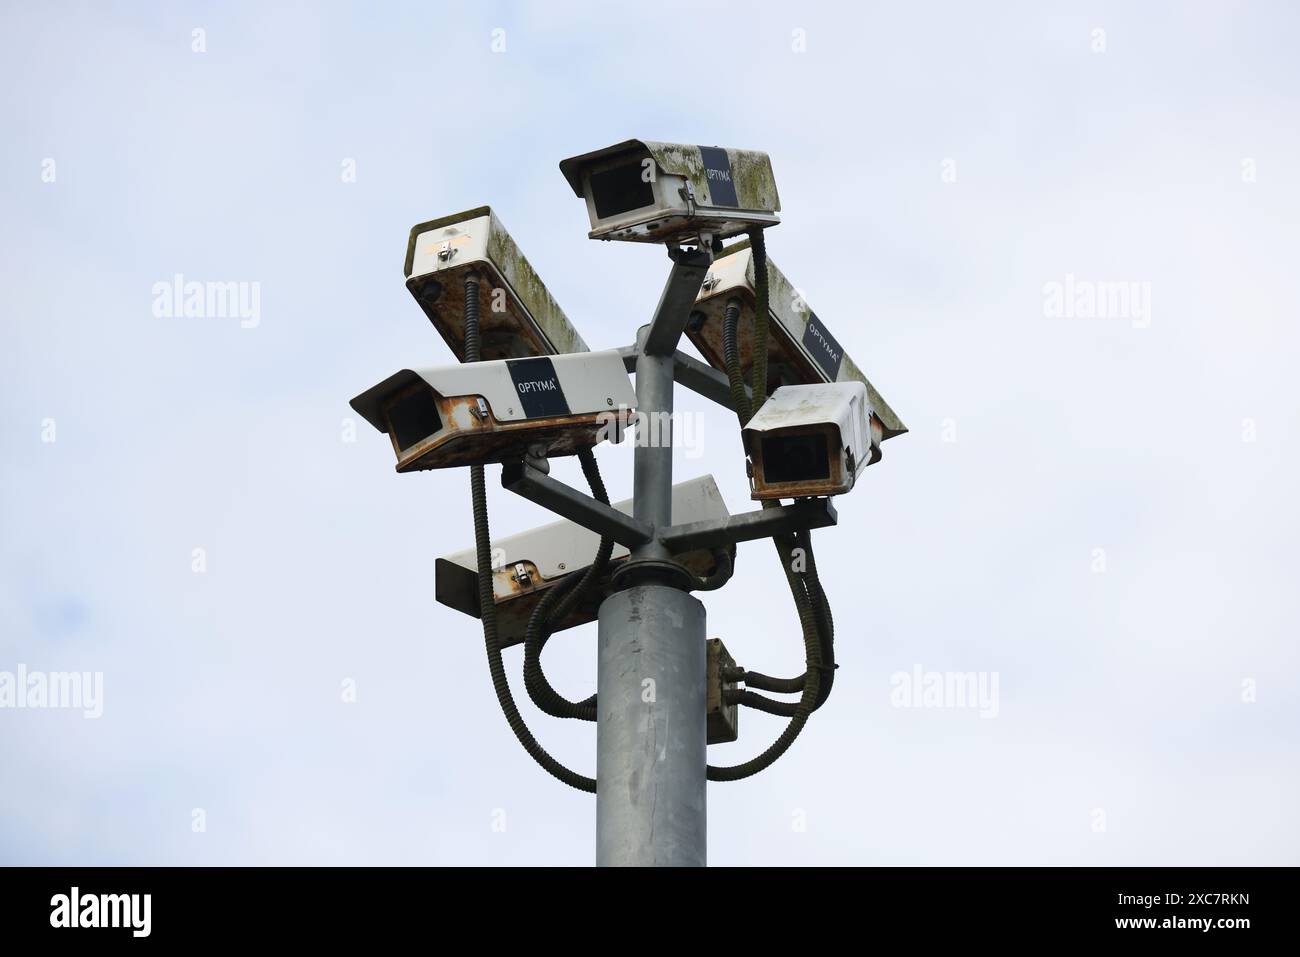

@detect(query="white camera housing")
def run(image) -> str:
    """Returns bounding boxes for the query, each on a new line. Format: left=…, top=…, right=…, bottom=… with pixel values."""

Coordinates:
left=742, top=382, right=881, bottom=500
left=690, top=240, right=906, bottom=442
left=405, top=206, right=588, bottom=360
left=559, top=140, right=780, bottom=245
left=436, top=475, right=733, bottom=645
left=350, top=351, right=636, bottom=472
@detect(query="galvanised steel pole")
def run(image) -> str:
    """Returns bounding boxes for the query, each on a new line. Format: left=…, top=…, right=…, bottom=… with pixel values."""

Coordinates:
left=595, top=250, right=711, bottom=867
left=595, top=585, right=706, bottom=866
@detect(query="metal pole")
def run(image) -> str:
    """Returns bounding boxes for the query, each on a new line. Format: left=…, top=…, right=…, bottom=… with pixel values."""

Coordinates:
left=596, top=249, right=711, bottom=866
left=596, top=586, right=706, bottom=866
left=629, top=350, right=675, bottom=563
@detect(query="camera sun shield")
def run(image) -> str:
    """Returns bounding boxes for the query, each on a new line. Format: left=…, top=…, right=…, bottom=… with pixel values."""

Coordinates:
left=741, top=382, right=881, bottom=500
left=559, top=140, right=781, bottom=245
left=350, top=350, right=635, bottom=472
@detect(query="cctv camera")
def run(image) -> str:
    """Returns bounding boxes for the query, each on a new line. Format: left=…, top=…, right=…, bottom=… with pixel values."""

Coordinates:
left=350, top=351, right=636, bottom=472
left=436, top=475, right=733, bottom=646
left=741, top=382, right=881, bottom=500
left=688, top=240, right=907, bottom=442
left=405, top=206, right=589, bottom=361
left=559, top=140, right=780, bottom=245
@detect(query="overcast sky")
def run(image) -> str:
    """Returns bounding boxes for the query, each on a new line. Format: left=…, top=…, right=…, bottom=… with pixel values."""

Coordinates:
left=2, top=0, right=1297, bottom=865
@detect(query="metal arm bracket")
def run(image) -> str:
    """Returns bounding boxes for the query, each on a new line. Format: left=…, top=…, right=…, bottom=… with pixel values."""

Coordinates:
left=658, top=497, right=838, bottom=553
left=620, top=335, right=750, bottom=413
left=641, top=249, right=713, bottom=357
left=501, top=460, right=653, bottom=549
